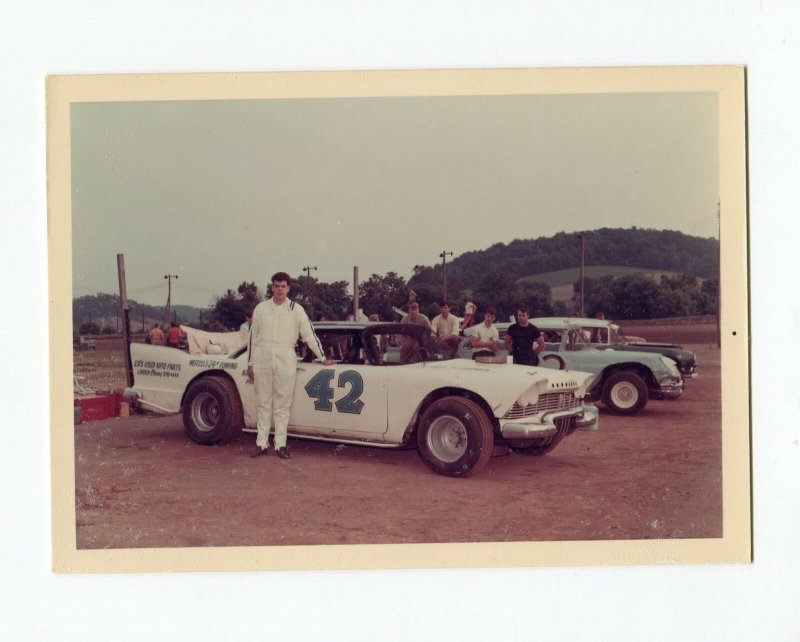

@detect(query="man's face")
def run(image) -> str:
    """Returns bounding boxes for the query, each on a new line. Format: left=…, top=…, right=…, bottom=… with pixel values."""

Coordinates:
left=408, top=305, right=419, bottom=319
left=271, top=280, right=290, bottom=302
left=516, top=310, right=529, bottom=325
left=440, top=305, right=449, bottom=318
left=483, top=311, right=495, bottom=326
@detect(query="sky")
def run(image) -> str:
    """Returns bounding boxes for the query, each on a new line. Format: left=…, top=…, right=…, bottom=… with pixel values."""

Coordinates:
left=71, top=91, right=719, bottom=308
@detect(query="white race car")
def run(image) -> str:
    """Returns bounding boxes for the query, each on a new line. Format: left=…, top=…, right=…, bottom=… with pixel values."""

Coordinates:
left=124, top=322, right=599, bottom=477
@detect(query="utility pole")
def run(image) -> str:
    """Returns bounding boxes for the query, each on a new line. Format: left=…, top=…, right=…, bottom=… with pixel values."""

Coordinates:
left=439, top=250, right=453, bottom=302
left=164, top=273, right=178, bottom=327
left=303, top=265, right=318, bottom=319
left=353, top=266, right=359, bottom=320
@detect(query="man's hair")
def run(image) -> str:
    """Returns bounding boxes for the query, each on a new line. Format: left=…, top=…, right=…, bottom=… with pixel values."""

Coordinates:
left=439, top=300, right=449, bottom=307
left=485, top=307, right=496, bottom=316
left=516, top=306, right=529, bottom=314
left=408, top=302, right=420, bottom=310
left=270, top=271, right=291, bottom=285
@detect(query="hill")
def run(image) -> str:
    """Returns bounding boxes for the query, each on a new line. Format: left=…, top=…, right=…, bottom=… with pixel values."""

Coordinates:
left=409, top=227, right=719, bottom=292
left=73, top=293, right=203, bottom=332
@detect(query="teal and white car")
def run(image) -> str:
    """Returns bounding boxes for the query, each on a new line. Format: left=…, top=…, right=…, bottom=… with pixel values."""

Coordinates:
left=124, top=322, right=599, bottom=477
left=461, top=317, right=684, bottom=415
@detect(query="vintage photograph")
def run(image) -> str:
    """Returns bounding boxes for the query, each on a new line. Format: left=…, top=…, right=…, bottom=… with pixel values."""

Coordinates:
left=48, top=67, right=749, bottom=572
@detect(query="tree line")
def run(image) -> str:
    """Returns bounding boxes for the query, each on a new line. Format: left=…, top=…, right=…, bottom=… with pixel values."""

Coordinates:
left=74, top=227, right=720, bottom=333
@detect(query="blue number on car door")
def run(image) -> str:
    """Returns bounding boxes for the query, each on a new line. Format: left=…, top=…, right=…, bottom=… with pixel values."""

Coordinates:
left=304, top=369, right=365, bottom=415
left=304, top=370, right=336, bottom=411
left=335, top=370, right=365, bottom=414
left=293, top=365, right=387, bottom=437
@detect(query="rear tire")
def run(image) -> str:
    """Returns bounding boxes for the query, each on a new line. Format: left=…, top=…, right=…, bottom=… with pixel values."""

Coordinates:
left=601, top=371, right=648, bottom=415
left=417, top=397, right=494, bottom=477
left=182, top=376, right=244, bottom=444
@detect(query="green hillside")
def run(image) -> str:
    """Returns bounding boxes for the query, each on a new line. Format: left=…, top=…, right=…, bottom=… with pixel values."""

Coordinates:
left=73, top=293, right=203, bottom=332
left=409, top=227, right=719, bottom=292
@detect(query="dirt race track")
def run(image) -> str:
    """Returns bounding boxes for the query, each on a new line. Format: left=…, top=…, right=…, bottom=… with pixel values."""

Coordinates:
left=75, top=337, right=721, bottom=549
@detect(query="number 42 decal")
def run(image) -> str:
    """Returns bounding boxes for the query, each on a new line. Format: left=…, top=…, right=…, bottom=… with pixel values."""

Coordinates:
left=304, top=369, right=365, bottom=414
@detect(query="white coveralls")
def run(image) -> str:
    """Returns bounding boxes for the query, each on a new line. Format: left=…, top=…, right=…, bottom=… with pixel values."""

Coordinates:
left=247, top=298, right=325, bottom=450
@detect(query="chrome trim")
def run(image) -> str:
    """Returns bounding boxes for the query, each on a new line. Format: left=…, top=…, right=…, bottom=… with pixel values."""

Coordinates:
left=502, top=391, right=580, bottom=420
left=500, top=407, right=594, bottom=440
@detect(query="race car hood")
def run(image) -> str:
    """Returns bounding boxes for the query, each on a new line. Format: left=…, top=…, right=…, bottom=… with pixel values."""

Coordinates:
left=420, top=358, right=596, bottom=419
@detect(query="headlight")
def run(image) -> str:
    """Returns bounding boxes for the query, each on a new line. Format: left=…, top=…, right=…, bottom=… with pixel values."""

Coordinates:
left=659, top=354, right=680, bottom=375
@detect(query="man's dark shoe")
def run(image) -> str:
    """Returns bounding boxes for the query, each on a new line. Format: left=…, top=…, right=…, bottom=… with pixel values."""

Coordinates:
left=277, top=447, right=291, bottom=460
left=250, top=446, right=269, bottom=458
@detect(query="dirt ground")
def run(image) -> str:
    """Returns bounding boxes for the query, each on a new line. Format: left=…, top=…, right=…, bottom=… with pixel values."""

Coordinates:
left=74, top=326, right=721, bottom=549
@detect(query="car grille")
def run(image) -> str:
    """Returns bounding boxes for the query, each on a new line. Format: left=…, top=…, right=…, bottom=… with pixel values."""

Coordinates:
left=503, top=392, right=580, bottom=419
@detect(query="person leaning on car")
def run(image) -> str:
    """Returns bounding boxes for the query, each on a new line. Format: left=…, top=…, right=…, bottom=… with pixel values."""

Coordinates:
left=470, top=307, right=499, bottom=358
left=504, top=306, right=544, bottom=365
left=400, top=301, right=431, bottom=363
left=246, top=271, right=334, bottom=460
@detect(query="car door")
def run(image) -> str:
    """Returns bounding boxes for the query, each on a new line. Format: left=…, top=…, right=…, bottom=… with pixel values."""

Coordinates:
left=289, top=361, right=389, bottom=440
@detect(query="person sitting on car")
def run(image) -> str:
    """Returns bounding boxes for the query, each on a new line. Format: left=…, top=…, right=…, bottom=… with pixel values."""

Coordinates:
left=431, top=301, right=461, bottom=356
left=470, top=307, right=500, bottom=359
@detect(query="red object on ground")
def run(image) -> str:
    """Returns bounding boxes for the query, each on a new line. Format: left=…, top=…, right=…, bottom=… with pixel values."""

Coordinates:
left=74, top=391, right=122, bottom=422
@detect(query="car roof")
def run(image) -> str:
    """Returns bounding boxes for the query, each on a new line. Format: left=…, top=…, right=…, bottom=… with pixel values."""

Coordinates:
left=312, top=321, right=376, bottom=331
left=531, top=317, right=619, bottom=330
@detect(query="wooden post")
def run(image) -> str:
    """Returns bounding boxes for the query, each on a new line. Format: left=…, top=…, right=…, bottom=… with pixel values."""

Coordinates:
left=117, top=254, right=134, bottom=387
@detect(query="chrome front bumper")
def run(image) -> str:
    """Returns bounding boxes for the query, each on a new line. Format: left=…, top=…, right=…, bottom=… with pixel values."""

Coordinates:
left=659, top=378, right=684, bottom=400
left=499, top=404, right=599, bottom=439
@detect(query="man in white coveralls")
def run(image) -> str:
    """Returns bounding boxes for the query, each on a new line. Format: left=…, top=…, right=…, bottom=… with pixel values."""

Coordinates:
left=247, top=272, right=334, bottom=459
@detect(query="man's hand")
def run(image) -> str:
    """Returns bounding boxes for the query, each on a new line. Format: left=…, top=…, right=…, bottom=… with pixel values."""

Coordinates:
left=247, top=365, right=254, bottom=381
left=320, top=359, right=336, bottom=366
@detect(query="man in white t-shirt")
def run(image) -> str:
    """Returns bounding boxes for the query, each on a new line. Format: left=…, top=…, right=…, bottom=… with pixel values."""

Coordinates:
left=431, top=301, right=460, bottom=355
left=470, top=307, right=500, bottom=358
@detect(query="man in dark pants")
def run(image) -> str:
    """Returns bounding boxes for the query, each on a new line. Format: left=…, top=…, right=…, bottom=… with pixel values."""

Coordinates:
left=504, top=306, right=544, bottom=365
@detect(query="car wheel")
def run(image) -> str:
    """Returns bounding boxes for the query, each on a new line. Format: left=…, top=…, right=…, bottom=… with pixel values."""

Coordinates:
left=601, top=371, right=648, bottom=415
left=417, top=397, right=494, bottom=477
left=182, top=376, right=244, bottom=444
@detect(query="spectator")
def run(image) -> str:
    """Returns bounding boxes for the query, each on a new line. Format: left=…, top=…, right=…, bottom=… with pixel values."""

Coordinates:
left=240, top=310, right=253, bottom=332
left=400, top=302, right=431, bottom=363
left=591, top=311, right=608, bottom=343
left=470, top=307, right=499, bottom=358
left=166, top=321, right=181, bottom=348
left=504, top=306, right=544, bottom=365
left=431, top=301, right=460, bottom=355
left=400, top=301, right=431, bottom=329
left=460, top=297, right=476, bottom=332
left=148, top=322, right=164, bottom=346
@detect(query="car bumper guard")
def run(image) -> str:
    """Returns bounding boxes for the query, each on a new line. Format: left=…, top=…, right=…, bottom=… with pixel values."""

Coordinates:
left=500, top=404, right=599, bottom=439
